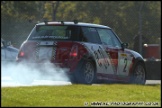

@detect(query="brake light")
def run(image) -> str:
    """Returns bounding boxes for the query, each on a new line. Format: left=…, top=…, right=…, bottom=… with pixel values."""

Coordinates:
left=70, top=52, right=77, bottom=57
left=70, top=45, right=78, bottom=58
left=19, top=51, right=25, bottom=57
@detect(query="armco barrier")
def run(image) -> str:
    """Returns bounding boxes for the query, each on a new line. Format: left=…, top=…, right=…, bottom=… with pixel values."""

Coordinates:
left=145, top=59, right=161, bottom=80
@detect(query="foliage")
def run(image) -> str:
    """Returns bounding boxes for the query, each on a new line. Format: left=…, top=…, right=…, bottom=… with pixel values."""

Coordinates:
left=1, top=1, right=161, bottom=49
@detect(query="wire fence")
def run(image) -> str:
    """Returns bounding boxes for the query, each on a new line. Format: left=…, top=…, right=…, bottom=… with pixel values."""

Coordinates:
left=1, top=1, right=161, bottom=58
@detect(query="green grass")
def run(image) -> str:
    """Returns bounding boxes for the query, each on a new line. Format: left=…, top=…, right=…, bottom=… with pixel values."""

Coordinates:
left=1, top=84, right=161, bottom=107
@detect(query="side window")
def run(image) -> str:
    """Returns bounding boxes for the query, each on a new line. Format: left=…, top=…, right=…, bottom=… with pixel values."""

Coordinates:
left=81, top=27, right=101, bottom=44
left=66, top=26, right=80, bottom=41
left=97, top=28, right=121, bottom=48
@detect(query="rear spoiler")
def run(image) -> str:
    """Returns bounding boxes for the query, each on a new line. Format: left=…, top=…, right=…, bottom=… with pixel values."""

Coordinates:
left=43, top=20, right=79, bottom=25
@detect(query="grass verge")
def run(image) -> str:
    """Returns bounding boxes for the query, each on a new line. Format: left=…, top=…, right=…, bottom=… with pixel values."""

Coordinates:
left=1, top=84, right=161, bottom=107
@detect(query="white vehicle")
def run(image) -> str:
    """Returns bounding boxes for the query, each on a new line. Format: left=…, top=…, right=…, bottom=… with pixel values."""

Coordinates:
left=17, top=21, right=146, bottom=84
left=1, top=38, right=19, bottom=62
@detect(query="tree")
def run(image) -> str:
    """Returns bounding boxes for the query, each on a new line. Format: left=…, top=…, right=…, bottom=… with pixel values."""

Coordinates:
left=1, top=1, right=161, bottom=49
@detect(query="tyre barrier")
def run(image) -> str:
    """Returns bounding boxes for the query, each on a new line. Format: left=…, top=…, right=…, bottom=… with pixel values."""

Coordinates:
left=145, top=59, right=161, bottom=80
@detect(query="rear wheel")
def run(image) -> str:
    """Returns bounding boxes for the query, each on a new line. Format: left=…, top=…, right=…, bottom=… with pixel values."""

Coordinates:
left=75, top=60, right=96, bottom=84
left=130, top=63, right=146, bottom=84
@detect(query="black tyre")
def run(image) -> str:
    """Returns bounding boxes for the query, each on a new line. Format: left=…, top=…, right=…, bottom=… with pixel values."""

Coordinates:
left=75, top=60, right=96, bottom=84
left=130, top=62, right=146, bottom=84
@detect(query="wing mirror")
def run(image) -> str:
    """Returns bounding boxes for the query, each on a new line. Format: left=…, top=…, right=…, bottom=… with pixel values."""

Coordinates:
left=2, top=40, right=11, bottom=47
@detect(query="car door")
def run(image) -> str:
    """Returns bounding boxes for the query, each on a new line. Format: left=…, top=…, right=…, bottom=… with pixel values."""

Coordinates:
left=97, top=28, right=133, bottom=80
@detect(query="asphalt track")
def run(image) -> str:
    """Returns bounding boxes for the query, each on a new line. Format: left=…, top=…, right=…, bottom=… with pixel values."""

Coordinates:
left=1, top=76, right=161, bottom=87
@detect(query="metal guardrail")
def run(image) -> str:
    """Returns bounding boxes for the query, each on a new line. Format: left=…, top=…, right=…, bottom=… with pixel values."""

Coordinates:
left=144, top=59, right=161, bottom=61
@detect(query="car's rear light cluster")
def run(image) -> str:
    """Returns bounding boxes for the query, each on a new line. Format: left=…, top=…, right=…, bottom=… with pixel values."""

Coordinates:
left=70, top=45, right=78, bottom=59
left=16, top=51, right=26, bottom=62
left=19, top=51, right=25, bottom=57
left=18, top=50, right=26, bottom=58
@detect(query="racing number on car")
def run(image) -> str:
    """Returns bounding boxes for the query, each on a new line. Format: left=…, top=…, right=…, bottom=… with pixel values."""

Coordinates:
left=91, top=46, right=101, bottom=67
left=91, top=46, right=109, bottom=69
left=118, top=53, right=133, bottom=76
left=95, top=50, right=101, bottom=67
left=123, top=58, right=127, bottom=72
left=98, top=46, right=110, bottom=69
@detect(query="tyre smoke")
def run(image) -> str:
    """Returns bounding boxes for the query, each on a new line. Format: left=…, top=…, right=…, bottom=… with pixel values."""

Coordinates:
left=1, top=61, right=70, bottom=86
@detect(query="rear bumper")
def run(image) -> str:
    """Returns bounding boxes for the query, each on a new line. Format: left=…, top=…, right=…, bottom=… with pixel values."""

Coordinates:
left=16, top=60, right=72, bottom=73
left=16, top=58, right=82, bottom=82
left=16, top=58, right=80, bottom=73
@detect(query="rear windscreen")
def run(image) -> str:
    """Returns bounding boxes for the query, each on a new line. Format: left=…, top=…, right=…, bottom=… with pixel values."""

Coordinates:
left=28, top=25, right=79, bottom=40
